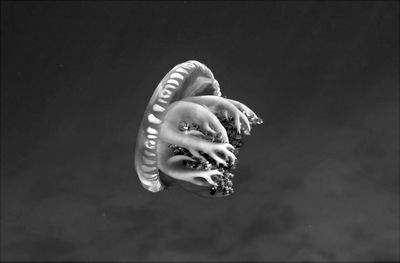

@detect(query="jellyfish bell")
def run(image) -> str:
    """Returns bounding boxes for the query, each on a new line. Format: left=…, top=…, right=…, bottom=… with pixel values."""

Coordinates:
left=134, top=60, right=262, bottom=197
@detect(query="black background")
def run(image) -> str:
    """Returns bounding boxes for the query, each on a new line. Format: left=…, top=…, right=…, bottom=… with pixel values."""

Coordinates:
left=1, top=1, right=399, bottom=261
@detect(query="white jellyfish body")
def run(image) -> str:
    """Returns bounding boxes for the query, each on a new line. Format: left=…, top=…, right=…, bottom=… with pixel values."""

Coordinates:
left=134, top=60, right=262, bottom=197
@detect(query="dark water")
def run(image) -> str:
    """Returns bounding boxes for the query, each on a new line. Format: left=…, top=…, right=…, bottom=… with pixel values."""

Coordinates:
left=1, top=1, right=398, bottom=261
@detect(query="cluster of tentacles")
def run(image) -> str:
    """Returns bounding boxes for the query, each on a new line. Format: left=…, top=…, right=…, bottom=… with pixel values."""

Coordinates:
left=158, top=97, right=262, bottom=197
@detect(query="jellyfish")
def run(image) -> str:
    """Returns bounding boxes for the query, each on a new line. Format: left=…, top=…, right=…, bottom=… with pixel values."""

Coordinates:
left=134, top=60, right=262, bottom=197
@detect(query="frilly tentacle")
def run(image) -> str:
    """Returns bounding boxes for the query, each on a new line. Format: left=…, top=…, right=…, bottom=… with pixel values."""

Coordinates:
left=183, top=95, right=252, bottom=134
left=157, top=142, right=223, bottom=187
